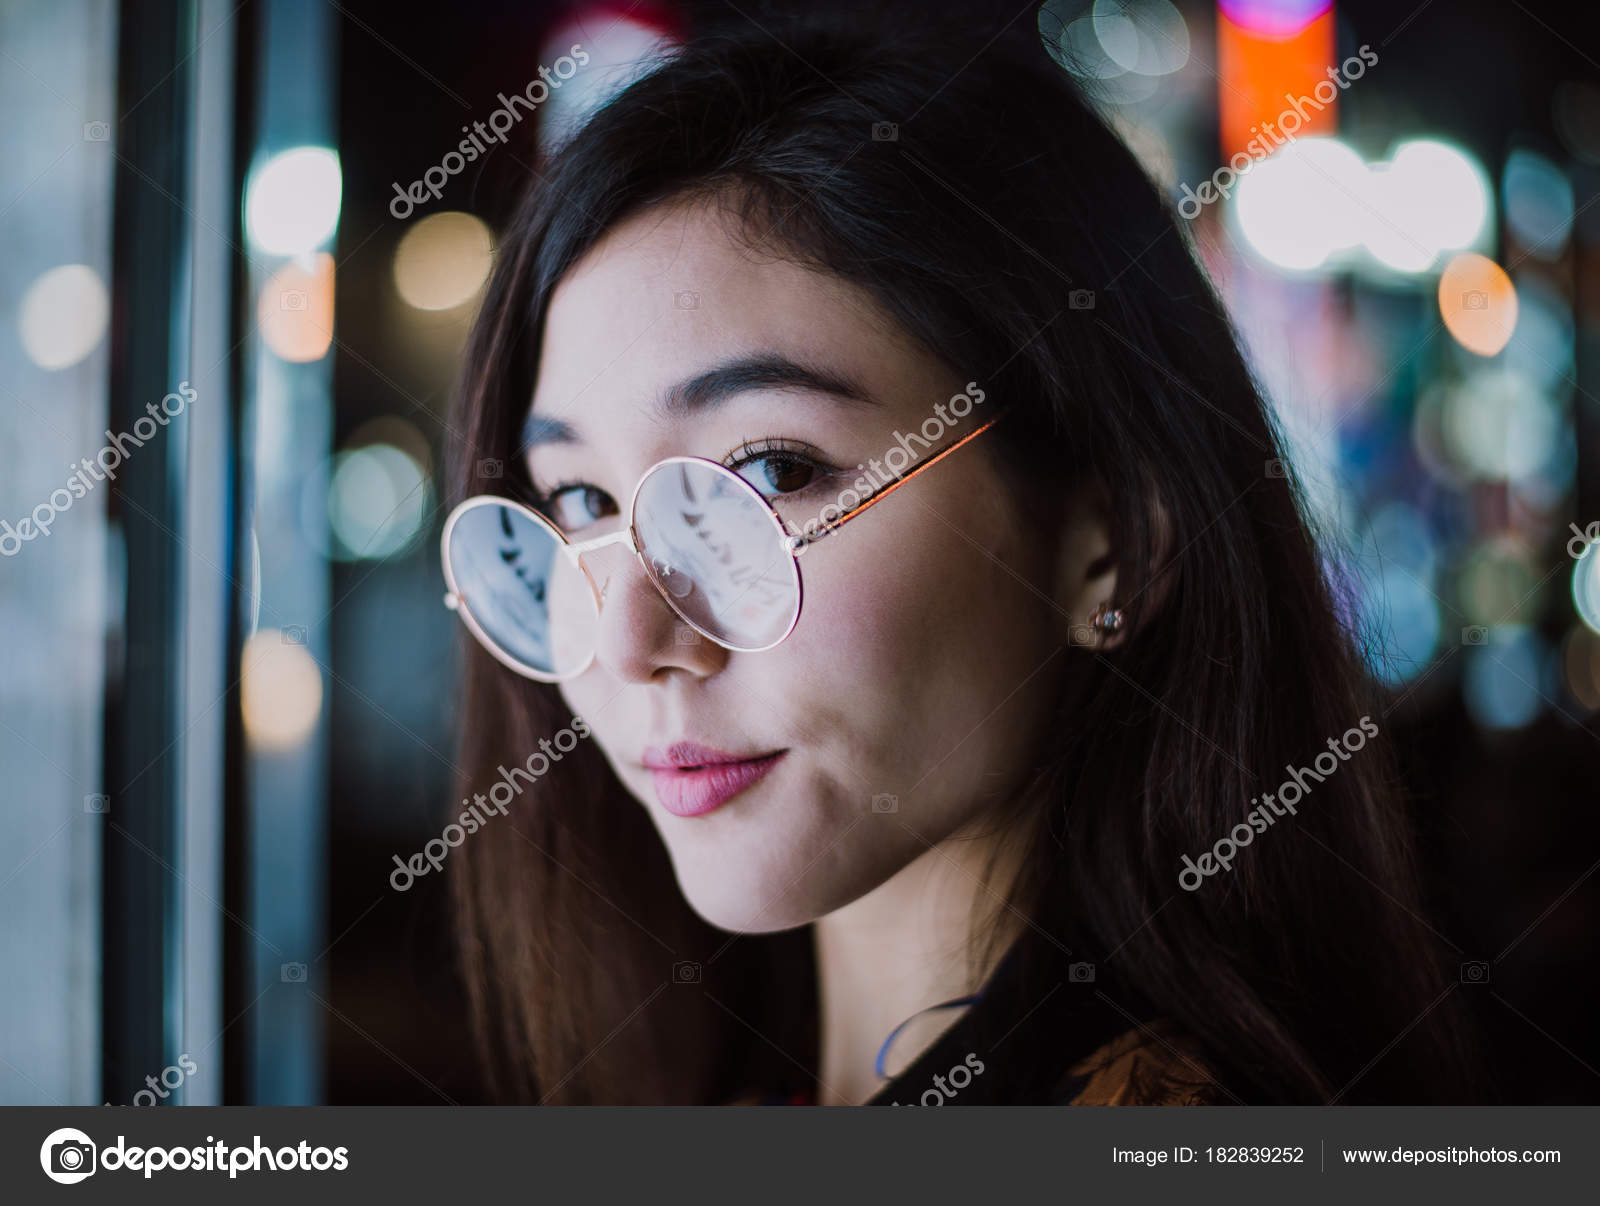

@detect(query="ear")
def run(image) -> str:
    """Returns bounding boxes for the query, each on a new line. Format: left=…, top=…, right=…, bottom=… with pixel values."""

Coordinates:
left=1054, top=482, right=1125, bottom=651
left=1053, top=483, right=1173, bottom=652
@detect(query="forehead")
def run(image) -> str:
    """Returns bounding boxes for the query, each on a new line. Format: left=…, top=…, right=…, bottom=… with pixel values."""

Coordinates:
left=528, top=197, right=936, bottom=428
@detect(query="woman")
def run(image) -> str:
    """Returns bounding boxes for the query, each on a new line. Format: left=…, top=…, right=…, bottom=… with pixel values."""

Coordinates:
left=440, top=15, right=1477, bottom=1105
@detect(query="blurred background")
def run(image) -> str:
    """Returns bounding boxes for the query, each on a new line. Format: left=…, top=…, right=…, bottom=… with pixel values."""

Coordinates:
left=1, top=0, right=1596, bottom=1106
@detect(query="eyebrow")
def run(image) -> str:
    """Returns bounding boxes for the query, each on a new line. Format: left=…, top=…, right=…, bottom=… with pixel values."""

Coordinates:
left=519, top=353, right=878, bottom=451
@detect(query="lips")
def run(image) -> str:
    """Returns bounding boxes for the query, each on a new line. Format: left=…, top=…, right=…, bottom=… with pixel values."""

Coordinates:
left=640, top=742, right=786, bottom=817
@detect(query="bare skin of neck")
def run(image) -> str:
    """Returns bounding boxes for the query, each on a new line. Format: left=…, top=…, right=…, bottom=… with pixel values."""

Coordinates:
left=811, top=825, right=1028, bottom=1106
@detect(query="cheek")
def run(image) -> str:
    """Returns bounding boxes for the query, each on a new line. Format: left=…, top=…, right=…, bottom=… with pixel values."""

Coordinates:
left=557, top=676, right=627, bottom=768
left=783, top=490, right=1062, bottom=809
left=542, top=492, right=1064, bottom=932
left=556, top=680, right=593, bottom=724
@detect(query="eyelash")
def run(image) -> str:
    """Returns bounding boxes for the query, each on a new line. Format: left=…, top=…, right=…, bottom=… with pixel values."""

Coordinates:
left=531, top=436, right=837, bottom=528
left=727, top=435, right=835, bottom=488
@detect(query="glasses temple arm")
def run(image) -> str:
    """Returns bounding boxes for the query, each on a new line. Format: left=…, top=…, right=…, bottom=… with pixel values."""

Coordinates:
left=792, top=412, right=1005, bottom=547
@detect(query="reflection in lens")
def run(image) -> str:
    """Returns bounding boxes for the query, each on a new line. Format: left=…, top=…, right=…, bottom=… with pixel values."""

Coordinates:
left=633, top=461, right=800, bottom=649
left=446, top=503, right=597, bottom=677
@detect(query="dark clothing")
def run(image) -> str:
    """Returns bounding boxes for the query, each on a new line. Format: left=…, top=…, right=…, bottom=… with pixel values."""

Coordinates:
left=749, top=931, right=1226, bottom=1106
left=864, top=933, right=1222, bottom=1106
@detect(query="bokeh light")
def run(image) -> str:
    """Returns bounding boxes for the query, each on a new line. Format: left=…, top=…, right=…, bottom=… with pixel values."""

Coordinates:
left=1456, top=539, right=1540, bottom=625
left=245, top=146, right=342, bottom=256
left=327, top=442, right=432, bottom=560
left=1043, top=9, right=1126, bottom=79
left=1360, top=141, right=1490, bottom=273
left=1348, top=499, right=1444, bottom=689
left=18, top=264, right=110, bottom=370
left=1463, top=625, right=1546, bottom=730
left=1358, top=561, right=1442, bottom=687
left=1503, top=274, right=1575, bottom=393
left=1503, top=148, right=1573, bottom=258
left=1232, top=139, right=1490, bottom=275
left=1234, top=137, right=1366, bottom=271
left=1439, top=253, right=1518, bottom=356
left=241, top=629, right=324, bottom=750
left=1439, top=368, right=1556, bottom=481
left=1091, top=0, right=1189, bottom=76
left=1562, top=625, right=1600, bottom=710
left=391, top=211, right=494, bottom=311
left=1217, top=0, right=1331, bottom=39
left=1574, top=541, right=1600, bottom=636
left=258, top=253, right=336, bottom=362
left=537, top=13, right=678, bottom=154
left=1038, top=0, right=1179, bottom=102
left=1216, top=1, right=1336, bottom=161
left=1369, top=501, right=1438, bottom=582
left=1390, top=140, right=1492, bottom=253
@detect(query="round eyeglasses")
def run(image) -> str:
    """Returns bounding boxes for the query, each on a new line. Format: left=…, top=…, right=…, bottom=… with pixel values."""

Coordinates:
left=441, top=414, right=1002, bottom=681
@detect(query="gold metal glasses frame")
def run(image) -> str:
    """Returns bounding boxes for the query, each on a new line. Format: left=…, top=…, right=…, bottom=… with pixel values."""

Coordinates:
left=441, top=412, right=1003, bottom=681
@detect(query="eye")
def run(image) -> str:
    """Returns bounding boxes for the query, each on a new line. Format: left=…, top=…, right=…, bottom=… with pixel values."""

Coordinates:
left=727, top=439, right=827, bottom=498
left=542, top=483, right=618, bottom=532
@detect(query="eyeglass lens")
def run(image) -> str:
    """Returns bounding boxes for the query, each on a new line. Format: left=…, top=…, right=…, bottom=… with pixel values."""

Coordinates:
left=446, top=461, right=800, bottom=677
left=445, top=502, right=599, bottom=678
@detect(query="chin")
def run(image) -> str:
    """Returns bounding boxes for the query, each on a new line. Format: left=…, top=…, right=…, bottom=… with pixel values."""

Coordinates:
left=672, top=861, right=823, bottom=934
left=666, top=826, right=917, bottom=935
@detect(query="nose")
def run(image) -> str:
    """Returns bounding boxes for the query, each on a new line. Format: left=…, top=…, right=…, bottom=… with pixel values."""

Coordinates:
left=583, top=537, right=727, bottom=684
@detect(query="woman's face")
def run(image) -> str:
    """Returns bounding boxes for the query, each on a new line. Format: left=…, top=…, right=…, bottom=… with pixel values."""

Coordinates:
left=524, top=198, right=1096, bottom=933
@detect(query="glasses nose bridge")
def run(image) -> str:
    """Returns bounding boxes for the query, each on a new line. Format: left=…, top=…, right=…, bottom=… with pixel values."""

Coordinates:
left=563, top=525, right=637, bottom=561
left=560, top=525, right=642, bottom=602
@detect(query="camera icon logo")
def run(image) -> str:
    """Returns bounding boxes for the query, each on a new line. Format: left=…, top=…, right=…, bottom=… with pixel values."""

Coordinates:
left=1461, top=625, right=1488, bottom=646
left=673, top=960, right=702, bottom=983
left=674, top=625, right=701, bottom=646
left=478, top=458, right=503, bottom=479
left=281, top=625, right=306, bottom=645
left=84, top=794, right=110, bottom=814
left=1460, top=960, right=1490, bottom=984
left=871, top=122, right=899, bottom=141
left=281, top=961, right=308, bottom=983
left=1068, top=623, right=1096, bottom=647
left=1461, top=290, right=1488, bottom=311
left=1265, top=458, right=1287, bottom=478
left=40, top=1127, right=97, bottom=1184
left=1068, top=961, right=1096, bottom=983
left=279, top=289, right=308, bottom=312
left=82, top=121, right=110, bottom=142
left=871, top=793, right=898, bottom=813
left=674, top=290, right=700, bottom=310
left=1068, top=289, right=1095, bottom=310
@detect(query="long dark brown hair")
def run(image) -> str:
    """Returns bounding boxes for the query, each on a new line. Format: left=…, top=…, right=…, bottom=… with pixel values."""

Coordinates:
left=445, top=14, right=1478, bottom=1105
